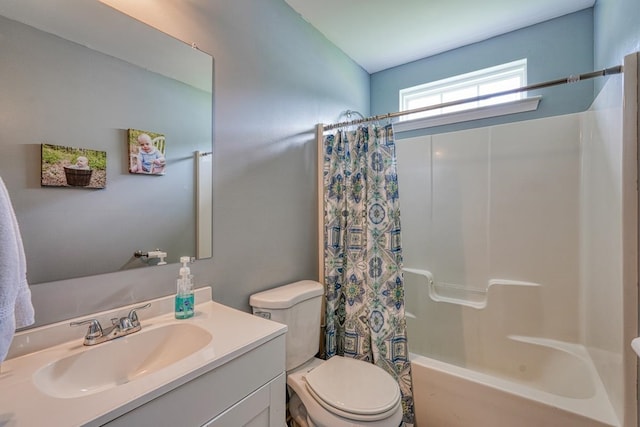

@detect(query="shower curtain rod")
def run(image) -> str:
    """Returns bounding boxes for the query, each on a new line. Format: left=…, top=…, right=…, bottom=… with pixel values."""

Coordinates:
left=322, top=65, right=623, bottom=131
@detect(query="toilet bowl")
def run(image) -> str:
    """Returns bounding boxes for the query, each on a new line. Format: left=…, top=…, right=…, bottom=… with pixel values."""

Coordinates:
left=249, top=280, right=403, bottom=427
left=287, top=357, right=403, bottom=427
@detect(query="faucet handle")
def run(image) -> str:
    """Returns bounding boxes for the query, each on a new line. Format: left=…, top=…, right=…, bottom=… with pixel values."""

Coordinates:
left=70, top=318, right=103, bottom=340
left=118, top=317, right=134, bottom=330
left=127, top=303, right=151, bottom=327
left=109, top=316, right=132, bottom=331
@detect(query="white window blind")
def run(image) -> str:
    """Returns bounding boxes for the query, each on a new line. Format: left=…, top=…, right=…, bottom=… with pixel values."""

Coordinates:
left=399, top=59, right=528, bottom=121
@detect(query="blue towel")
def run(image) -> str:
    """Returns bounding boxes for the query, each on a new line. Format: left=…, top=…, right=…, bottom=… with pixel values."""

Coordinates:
left=0, top=177, right=34, bottom=362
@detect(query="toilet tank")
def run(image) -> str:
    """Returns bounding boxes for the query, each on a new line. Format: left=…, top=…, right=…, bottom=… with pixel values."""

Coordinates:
left=249, top=280, right=323, bottom=371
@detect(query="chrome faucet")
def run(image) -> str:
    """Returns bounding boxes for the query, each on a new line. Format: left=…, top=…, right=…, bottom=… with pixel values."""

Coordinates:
left=70, top=303, right=151, bottom=346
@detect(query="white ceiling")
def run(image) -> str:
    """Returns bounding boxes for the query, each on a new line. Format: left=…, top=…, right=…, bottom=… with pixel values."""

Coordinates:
left=284, top=0, right=596, bottom=73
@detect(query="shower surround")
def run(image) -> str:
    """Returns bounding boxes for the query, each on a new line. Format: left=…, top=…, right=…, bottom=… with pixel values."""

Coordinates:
left=396, top=53, right=638, bottom=427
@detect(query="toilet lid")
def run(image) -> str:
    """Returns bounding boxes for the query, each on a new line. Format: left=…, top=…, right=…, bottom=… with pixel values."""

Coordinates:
left=304, top=356, right=401, bottom=417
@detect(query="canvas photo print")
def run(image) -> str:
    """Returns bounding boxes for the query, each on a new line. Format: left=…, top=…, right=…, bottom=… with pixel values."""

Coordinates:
left=128, top=128, right=166, bottom=175
left=41, top=144, right=107, bottom=189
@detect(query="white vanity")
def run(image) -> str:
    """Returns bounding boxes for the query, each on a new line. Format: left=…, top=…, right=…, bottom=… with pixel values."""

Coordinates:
left=1, top=288, right=287, bottom=426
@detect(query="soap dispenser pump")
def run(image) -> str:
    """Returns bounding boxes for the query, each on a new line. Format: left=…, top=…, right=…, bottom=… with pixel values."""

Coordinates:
left=175, top=256, right=194, bottom=319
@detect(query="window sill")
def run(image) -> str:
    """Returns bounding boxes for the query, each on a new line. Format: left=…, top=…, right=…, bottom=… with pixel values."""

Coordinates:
left=393, top=96, right=542, bottom=133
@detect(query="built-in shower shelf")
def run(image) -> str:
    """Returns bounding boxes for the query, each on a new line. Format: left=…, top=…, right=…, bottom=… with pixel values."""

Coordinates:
left=403, top=267, right=540, bottom=309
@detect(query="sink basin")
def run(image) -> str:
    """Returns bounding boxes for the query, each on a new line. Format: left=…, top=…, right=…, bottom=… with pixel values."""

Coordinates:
left=33, top=323, right=212, bottom=398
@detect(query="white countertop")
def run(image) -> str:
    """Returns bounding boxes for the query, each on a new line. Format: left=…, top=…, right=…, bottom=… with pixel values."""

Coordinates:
left=0, top=289, right=287, bottom=427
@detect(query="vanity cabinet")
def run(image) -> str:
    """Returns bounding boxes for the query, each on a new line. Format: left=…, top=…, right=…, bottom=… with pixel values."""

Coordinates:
left=102, top=334, right=286, bottom=427
left=3, top=291, right=287, bottom=427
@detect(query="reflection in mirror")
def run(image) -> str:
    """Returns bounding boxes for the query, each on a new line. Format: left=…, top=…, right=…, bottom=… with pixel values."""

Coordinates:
left=196, top=152, right=213, bottom=259
left=0, top=1, right=213, bottom=284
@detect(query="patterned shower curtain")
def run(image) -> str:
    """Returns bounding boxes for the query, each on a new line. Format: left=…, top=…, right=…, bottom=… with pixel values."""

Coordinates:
left=323, top=124, right=414, bottom=425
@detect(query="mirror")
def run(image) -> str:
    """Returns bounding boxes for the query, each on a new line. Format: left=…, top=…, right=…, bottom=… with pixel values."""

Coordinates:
left=0, top=0, right=213, bottom=283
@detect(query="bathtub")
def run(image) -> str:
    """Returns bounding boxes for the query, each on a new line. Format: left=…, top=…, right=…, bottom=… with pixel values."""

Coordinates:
left=410, top=337, right=620, bottom=427
left=402, top=269, right=623, bottom=426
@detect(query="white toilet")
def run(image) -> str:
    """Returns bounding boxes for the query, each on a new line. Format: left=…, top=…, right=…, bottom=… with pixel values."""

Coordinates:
left=250, top=280, right=403, bottom=427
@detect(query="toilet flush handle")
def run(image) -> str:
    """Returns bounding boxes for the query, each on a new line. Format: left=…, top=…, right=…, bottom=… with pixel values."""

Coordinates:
left=253, top=311, right=271, bottom=320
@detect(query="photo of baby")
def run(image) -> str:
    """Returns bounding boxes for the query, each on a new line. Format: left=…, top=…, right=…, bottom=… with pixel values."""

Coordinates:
left=40, top=144, right=107, bottom=189
left=128, top=129, right=166, bottom=175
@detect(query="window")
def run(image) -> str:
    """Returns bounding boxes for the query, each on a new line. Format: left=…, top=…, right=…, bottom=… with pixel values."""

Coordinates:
left=399, top=59, right=528, bottom=122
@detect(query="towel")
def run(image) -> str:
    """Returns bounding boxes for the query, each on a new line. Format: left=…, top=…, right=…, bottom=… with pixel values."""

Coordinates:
left=0, top=177, right=34, bottom=362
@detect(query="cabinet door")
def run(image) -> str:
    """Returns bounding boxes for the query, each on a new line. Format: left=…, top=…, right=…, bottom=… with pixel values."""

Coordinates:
left=204, top=373, right=285, bottom=427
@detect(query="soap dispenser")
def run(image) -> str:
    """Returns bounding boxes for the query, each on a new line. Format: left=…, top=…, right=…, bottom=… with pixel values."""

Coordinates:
left=175, top=256, right=194, bottom=319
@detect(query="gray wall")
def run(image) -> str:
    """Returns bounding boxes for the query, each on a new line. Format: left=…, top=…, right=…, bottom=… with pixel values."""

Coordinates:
left=370, top=10, right=595, bottom=138
left=13, top=0, right=640, bottom=329
left=593, top=0, right=640, bottom=91
left=7, top=0, right=369, bottom=327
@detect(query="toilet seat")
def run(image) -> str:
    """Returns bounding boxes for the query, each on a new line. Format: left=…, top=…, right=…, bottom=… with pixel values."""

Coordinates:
left=303, top=356, right=401, bottom=421
left=287, top=357, right=403, bottom=427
